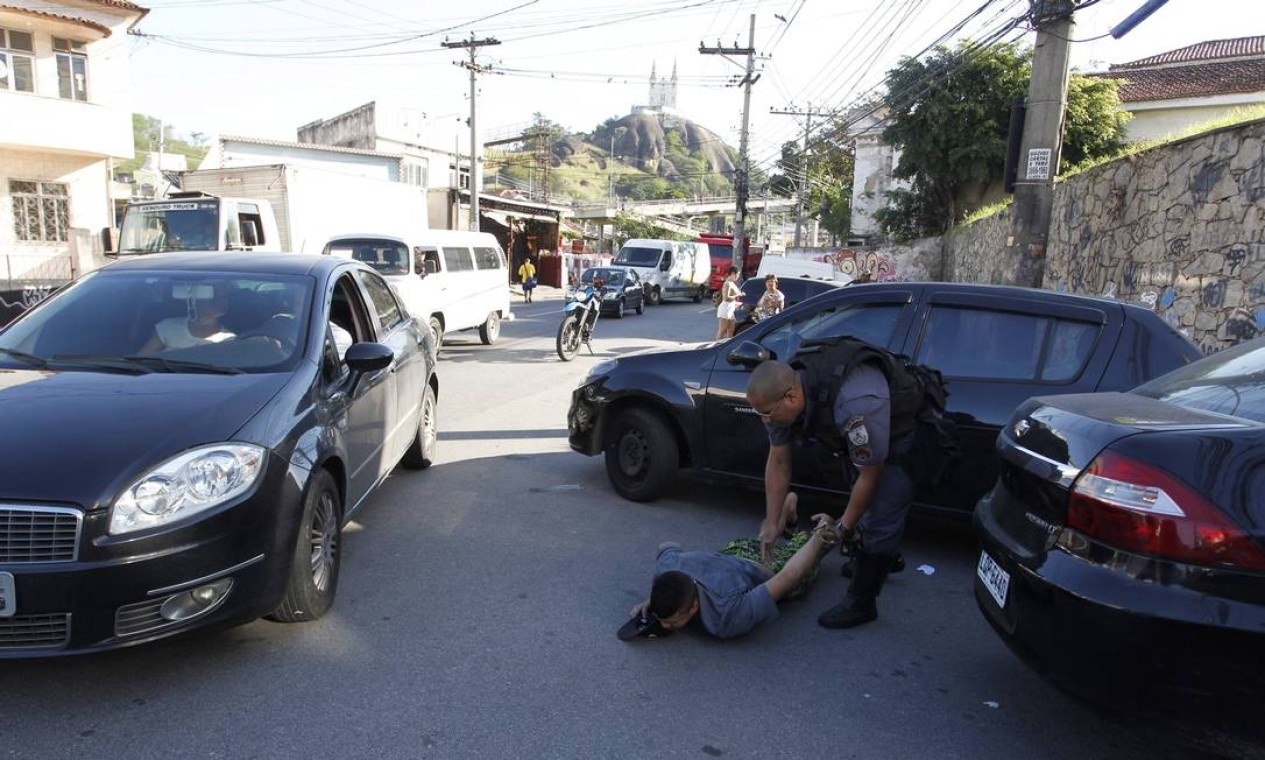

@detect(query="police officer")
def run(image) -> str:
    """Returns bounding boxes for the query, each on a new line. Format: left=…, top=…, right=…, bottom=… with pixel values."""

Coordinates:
left=746, top=357, right=916, bottom=629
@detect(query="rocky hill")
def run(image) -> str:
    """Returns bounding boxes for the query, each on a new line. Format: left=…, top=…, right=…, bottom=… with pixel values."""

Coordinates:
left=596, top=113, right=737, bottom=180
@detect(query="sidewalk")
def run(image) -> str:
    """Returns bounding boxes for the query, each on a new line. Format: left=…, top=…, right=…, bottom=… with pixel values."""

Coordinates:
left=509, top=283, right=567, bottom=303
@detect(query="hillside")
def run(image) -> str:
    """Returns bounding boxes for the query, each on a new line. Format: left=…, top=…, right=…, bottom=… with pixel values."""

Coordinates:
left=488, top=113, right=741, bottom=202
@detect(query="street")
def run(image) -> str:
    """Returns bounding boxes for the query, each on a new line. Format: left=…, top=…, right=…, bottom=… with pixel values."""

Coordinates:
left=0, top=292, right=1240, bottom=760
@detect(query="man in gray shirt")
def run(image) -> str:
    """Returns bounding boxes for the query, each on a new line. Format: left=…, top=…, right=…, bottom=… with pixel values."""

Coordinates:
left=746, top=355, right=916, bottom=630
left=622, top=504, right=839, bottom=640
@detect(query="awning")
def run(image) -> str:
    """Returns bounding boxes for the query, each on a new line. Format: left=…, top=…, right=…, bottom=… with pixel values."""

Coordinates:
left=481, top=208, right=559, bottom=224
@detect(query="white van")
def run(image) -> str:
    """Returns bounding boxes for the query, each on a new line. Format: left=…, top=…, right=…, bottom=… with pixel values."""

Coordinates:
left=324, top=230, right=511, bottom=351
left=612, top=239, right=710, bottom=305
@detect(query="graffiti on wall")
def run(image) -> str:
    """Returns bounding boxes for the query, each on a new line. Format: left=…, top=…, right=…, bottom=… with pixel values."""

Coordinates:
left=820, top=249, right=900, bottom=282
left=0, top=285, right=57, bottom=327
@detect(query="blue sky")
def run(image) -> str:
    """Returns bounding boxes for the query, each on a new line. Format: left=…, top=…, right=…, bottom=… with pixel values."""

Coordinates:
left=128, top=0, right=1252, bottom=173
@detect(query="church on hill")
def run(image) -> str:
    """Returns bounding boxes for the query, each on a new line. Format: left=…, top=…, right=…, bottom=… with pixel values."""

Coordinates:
left=632, top=62, right=679, bottom=116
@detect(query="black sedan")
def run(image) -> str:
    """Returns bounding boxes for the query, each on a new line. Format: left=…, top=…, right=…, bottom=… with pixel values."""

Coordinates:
left=733, top=277, right=846, bottom=333
left=974, top=335, right=1265, bottom=730
left=576, top=266, right=644, bottom=318
left=568, top=282, right=1201, bottom=514
left=0, top=253, right=438, bottom=656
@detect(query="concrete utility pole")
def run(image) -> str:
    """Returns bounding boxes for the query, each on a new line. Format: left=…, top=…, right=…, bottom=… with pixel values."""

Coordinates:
left=1007, top=1, right=1074, bottom=288
left=771, top=103, right=825, bottom=248
left=701, top=14, right=758, bottom=272
left=443, top=34, right=500, bottom=231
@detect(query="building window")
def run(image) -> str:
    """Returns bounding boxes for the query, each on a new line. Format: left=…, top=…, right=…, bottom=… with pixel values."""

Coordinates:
left=0, top=29, right=35, bottom=93
left=10, top=180, right=70, bottom=242
left=53, top=37, right=88, bottom=101
left=401, top=160, right=428, bottom=187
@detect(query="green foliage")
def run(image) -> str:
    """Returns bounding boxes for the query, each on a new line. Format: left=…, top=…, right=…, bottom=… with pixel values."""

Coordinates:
left=1062, top=76, right=1130, bottom=167
left=877, top=42, right=1129, bottom=239
left=612, top=213, right=688, bottom=245
left=768, top=114, right=856, bottom=240
left=117, top=114, right=208, bottom=175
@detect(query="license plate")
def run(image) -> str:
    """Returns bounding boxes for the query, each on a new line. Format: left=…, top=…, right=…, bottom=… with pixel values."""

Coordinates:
left=977, top=551, right=1010, bottom=610
left=0, top=572, right=14, bottom=618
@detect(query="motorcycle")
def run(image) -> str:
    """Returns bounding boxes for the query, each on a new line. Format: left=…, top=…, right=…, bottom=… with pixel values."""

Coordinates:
left=557, top=283, right=603, bottom=361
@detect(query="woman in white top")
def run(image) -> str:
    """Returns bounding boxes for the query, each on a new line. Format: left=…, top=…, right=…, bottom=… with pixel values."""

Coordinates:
left=142, top=283, right=236, bottom=352
left=714, top=266, right=742, bottom=341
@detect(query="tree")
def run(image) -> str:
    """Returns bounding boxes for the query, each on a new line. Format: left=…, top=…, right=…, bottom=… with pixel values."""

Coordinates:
left=877, top=41, right=1128, bottom=240
left=767, top=115, right=856, bottom=242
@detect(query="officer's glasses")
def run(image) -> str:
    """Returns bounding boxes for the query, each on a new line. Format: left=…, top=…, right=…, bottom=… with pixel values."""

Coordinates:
left=753, top=386, right=793, bottom=419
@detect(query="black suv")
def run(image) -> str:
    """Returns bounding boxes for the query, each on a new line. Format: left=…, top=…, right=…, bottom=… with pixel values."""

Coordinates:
left=567, top=282, right=1202, bottom=516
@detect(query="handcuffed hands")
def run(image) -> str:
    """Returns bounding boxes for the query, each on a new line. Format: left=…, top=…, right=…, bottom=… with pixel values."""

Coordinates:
left=838, top=522, right=864, bottom=556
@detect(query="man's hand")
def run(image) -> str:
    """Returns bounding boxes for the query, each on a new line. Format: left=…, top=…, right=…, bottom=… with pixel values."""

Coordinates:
left=758, top=518, right=781, bottom=565
left=838, top=523, right=864, bottom=556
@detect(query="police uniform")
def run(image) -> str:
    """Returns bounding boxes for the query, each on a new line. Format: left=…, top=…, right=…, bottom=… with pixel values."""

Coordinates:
left=766, top=364, right=915, bottom=628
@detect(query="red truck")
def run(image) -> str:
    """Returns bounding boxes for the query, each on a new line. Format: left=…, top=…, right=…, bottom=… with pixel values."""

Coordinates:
left=698, top=234, right=763, bottom=291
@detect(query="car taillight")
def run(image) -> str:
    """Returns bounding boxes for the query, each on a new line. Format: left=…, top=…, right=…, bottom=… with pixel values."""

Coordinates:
left=1068, top=451, right=1265, bottom=570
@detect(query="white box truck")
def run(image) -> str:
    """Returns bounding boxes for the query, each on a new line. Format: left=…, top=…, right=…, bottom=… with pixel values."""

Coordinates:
left=117, top=164, right=428, bottom=255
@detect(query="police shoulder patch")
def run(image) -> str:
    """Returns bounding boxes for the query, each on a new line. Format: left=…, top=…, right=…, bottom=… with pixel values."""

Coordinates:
left=846, top=416, right=870, bottom=447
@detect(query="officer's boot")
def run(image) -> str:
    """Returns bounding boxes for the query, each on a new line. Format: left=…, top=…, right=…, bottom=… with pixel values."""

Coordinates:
left=818, top=552, right=891, bottom=629
left=840, top=551, right=905, bottom=578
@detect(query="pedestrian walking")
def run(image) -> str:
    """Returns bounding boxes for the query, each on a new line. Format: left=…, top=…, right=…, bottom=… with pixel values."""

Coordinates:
left=714, top=266, right=741, bottom=341
left=518, top=257, right=537, bottom=303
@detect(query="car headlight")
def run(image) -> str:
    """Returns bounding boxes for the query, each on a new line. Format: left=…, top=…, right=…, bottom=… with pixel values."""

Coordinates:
left=110, top=444, right=266, bottom=535
left=584, top=359, right=618, bottom=383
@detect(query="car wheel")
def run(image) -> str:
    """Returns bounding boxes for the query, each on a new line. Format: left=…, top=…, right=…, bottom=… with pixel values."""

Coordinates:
left=615, top=298, right=626, bottom=319
left=647, top=287, right=662, bottom=306
left=635, top=296, right=644, bottom=315
left=479, top=311, right=500, bottom=344
left=604, top=407, right=678, bottom=502
left=400, top=383, right=438, bottom=470
left=429, top=317, right=444, bottom=352
left=268, top=469, right=341, bottom=623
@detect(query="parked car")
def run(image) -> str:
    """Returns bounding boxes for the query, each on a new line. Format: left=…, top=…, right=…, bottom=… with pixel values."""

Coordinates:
left=0, top=252, right=438, bottom=656
left=733, top=276, right=846, bottom=333
left=974, top=335, right=1265, bottom=725
left=567, top=282, right=1201, bottom=511
left=576, top=266, right=645, bottom=318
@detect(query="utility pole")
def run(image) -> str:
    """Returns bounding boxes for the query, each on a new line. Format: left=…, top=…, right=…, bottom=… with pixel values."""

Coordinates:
left=701, top=14, right=758, bottom=273
left=1007, top=1, right=1074, bottom=288
left=771, top=103, right=825, bottom=249
left=443, top=34, right=500, bottom=231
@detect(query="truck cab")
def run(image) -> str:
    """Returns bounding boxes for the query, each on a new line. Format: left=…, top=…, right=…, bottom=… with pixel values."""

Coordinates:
left=117, top=192, right=281, bottom=254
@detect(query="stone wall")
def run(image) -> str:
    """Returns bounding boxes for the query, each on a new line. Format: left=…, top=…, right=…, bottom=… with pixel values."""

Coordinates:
left=945, top=117, right=1265, bottom=353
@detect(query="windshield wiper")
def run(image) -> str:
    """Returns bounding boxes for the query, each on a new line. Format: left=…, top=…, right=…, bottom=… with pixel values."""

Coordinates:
left=50, top=354, right=242, bottom=375
left=0, top=347, right=49, bottom=368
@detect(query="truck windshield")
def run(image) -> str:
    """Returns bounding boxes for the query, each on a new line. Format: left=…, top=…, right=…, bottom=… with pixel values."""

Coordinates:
left=119, top=201, right=220, bottom=253
left=613, top=247, right=662, bottom=267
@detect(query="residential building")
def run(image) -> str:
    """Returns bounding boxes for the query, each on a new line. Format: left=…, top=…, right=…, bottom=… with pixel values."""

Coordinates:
left=848, top=105, right=909, bottom=239
left=0, top=0, right=147, bottom=278
left=1092, top=36, right=1265, bottom=142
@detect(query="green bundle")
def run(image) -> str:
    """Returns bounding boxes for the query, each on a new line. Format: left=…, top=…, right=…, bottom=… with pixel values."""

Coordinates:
left=720, top=531, right=819, bottom=599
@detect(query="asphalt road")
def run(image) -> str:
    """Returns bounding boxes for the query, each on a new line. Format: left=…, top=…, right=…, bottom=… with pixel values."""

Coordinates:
left=1, top=290, right=1257, bottom=760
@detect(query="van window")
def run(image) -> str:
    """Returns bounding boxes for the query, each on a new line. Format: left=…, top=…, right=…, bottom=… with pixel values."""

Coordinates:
left=613, top=247, right=663, bottom=267
left=474, top=246, right=504, bottom=270
left=442, top=246, right=474, bottom=272
left=415, top=246, right=440, bottom=274
left=327, top=238, right=409, bottom=276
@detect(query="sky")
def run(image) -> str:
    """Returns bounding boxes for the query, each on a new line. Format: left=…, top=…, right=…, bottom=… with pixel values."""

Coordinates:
left=126, top=0, right=1257, bottom=176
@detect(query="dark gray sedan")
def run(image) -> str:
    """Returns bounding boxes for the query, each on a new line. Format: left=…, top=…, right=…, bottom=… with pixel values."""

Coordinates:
left=0, top=253, right=438, bottom=656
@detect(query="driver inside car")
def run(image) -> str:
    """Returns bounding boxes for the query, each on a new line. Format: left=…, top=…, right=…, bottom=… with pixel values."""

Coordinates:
left=141, top=282, right=236, bottom=352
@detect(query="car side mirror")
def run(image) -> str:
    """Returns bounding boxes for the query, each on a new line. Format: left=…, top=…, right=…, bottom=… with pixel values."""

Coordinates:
left=344, top=342, right=394, bottom=373
left=727, top=340, right=772, bottom=367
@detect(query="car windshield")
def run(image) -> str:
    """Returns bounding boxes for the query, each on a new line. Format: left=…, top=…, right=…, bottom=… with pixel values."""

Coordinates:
left=118, top=200, right=220, bottom=253
left=1133, top=337, right=1265, bottom=423
left=0, top=269, right=314, bottom=373
left=326, top=238, right=410, bottom=276
left=581, top=269, right=622, bottom=286
left=613, top=247, right=662, bottom=267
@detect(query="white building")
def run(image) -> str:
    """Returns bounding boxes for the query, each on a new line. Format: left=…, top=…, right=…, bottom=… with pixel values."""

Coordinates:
left=847, top=105, right=908, bottom=239
left=1092, top=36, right=1265, bottom=142
left=0, top=0, right=147, bottom=278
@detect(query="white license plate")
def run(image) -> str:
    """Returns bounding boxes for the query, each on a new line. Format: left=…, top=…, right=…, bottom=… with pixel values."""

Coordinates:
left=0, top=572, right=14, bottom=618
left=977, top=551, right=1010, bottom=610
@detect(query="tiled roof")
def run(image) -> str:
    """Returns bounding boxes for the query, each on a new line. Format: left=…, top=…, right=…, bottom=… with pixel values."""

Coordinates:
left=81, top=0, right=148, bottom=13
left=1112, top=36, right=1263, bottom=70
left=1097, top=60, right=1265, bottom=103
left=0, top=4, right=113, bottom=36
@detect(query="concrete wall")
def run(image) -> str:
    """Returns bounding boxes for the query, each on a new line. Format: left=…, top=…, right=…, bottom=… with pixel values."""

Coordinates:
left=945, top=117, right=1265, bottom=353
left=784, top=238, right=943, bottom=282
